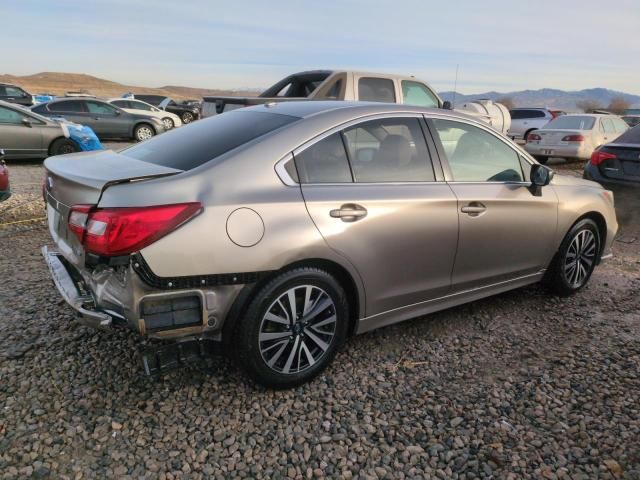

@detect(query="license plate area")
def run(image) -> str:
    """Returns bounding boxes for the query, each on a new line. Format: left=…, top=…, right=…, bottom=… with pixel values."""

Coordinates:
left=542, top=149, right=554, bottom=156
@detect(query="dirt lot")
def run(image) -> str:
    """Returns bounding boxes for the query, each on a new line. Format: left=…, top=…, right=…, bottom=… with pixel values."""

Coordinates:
left=1, top=156, right=639, bottom=479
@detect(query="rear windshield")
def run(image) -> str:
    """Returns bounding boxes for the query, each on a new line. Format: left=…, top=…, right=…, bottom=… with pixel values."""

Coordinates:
left=545, top=116, right=595, bottom=130
left=122, top=110, right=299, bottom=170
left=614, top=124, right=640, bottom=144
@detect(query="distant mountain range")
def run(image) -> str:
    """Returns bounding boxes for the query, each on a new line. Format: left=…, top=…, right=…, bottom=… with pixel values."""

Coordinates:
left=0, top=72, right=252, bottom=100
left=439, top=88, right=640, bottom=111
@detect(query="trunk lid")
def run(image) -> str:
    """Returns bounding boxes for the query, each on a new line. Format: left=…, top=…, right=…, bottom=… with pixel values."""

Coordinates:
left=598, top=143, right=640, bottom=181
left=44, top=149, right=182, bottom=265
left=537, top=129, right=585, bottom=145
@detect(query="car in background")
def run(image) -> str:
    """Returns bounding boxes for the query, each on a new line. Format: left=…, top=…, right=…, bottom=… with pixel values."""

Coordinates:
left=132, top=95, right=200, bottom=124
left=42, top=102, right=617, bottom=388
left=507, top=108, right=557, bottom=141
left=32, top=98, right=165, bottom=141
left=584, top=124, right=640, bottom=189
left=0, top=150, right=10, bottom=202
left=0, top=83, right=34, bottom=107
left=107, top=98, right=182, bottom=130
left=524, top=114, right=629, bottom=164
left=622, top=115, right=640, bottom=128
left=0, top=100, right=102, bottom=159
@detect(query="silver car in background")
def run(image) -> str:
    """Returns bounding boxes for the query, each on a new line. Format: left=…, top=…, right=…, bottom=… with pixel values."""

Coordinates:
left=524, top=114, right=629, bottom=164
left=42, top=102, right=618, bottom=388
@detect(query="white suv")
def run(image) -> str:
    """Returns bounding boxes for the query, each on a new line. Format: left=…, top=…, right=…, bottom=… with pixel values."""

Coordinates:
left=508, top=108, right=555, bottom=141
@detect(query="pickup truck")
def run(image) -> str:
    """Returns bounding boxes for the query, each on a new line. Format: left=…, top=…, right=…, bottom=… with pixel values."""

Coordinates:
left=202, top=70, right=450, bottom=117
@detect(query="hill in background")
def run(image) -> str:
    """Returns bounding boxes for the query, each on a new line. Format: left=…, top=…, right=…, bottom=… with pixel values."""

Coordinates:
left=440, top=87, right=640, bottom=111
left=0, top=72, right=254, bottom=100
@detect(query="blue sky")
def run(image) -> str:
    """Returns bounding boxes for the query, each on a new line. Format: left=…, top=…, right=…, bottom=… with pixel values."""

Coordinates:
left=3, top=0, right=640, bottom=94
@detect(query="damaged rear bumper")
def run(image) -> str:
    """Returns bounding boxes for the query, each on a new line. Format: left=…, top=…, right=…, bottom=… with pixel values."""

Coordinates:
left=42, top=245, right=118, bottom=330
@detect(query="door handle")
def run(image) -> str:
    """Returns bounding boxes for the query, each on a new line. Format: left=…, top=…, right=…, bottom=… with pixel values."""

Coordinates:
left=461, top=202, right=487, bottom=216
left=330, top=204, right=367, bottom=222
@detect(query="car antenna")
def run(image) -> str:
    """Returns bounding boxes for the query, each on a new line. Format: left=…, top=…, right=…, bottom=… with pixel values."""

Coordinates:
left=452, top=64, right=459, bottom=108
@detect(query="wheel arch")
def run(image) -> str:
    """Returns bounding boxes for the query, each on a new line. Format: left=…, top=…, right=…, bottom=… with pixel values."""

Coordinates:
left=222, top=257, right=364, bottom=347
left=47, top=136, right=75, bottom=156
left=558, top=211, right=607, bottom=260
left=132, top=121, right=156, bottom=137
left=577, top=211, right=607, bottom=259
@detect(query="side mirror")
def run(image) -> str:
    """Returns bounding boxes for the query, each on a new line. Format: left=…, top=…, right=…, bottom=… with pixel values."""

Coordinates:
left=114, top=110, right=121, bottom=116
left=0, top=149, right=5, bottom=162
left=442, top=100, right=453, bottom=110
left=529, top=164, right=554, bottom=196
left=22, top=118, right=32, bottom=128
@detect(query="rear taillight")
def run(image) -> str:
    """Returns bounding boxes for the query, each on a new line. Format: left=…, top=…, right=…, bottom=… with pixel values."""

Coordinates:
left=561, top=134, right=585, bottom=142
left=527, top=133, right=542, bottom=142
left=590, top=150, right=617, bottom=166
left=68, top=202, right=201, bottom=256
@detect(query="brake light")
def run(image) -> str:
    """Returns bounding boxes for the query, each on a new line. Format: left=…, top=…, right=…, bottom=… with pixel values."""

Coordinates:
left=68, top=202, right=202, bottom=256
left=590, top=150, right=617, bottom=166
left=527, top=133, right=542, bottom=142
left=561, top=134, right=585, bottom=142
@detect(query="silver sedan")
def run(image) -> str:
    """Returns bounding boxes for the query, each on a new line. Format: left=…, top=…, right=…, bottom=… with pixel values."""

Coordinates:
left=42, top=101, right=618, bottom=387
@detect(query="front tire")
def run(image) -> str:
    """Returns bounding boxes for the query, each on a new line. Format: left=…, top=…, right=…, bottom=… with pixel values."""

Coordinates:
left=545, top=218, right=600, bottom=295
left=181, top=111, right=195, bottom=124
left=134, top=123, right=155, bottom=142
left=233, top=268, right=349, bottom=389
left=49, top=138, right=79, bottom=156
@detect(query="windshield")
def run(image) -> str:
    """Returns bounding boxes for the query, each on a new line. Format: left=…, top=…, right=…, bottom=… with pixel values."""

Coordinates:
left=545, top=115, right=595, bottom=130
left=122, top=110, right=299, bottom=171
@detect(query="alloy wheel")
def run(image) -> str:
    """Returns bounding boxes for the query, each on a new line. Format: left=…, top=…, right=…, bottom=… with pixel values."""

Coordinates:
left=182, top=112, right=194, bottom=123
left=163, top=118, right=174, bottom=130
left=258, top=285, right=337, bottom=375
left=136, top=126, right=153, bottom=141
left=564, top=229, right=597, bottom=288
left=60, top=144, right=75, bottom=154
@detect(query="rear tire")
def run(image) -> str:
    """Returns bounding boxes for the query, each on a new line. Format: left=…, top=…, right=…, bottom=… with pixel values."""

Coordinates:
left=233, top=268, right=349, bottom=389
left=181, top=111, right=195, bottom=124
left=534, top=155, right=549, bottom=165
left=544, top=218, right=600, bottom=296
left=134, top=123, right=155, bottom=142
left=49, top=138, right=79, bottom=157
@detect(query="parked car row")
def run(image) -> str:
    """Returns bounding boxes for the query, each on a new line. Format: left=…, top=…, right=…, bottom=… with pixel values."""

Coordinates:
left=0, top=100, right=102, bottom=160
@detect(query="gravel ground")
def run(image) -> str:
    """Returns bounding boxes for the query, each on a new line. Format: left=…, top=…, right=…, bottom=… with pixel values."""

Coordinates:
left=1, top=157, right=639, bottom=479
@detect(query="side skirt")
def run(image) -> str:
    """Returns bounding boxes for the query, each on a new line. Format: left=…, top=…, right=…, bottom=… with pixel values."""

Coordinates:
left=356, top=271, right=545, bottom=334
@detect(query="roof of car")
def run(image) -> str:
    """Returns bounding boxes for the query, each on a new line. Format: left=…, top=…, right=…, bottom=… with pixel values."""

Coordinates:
left=242, top=100, right=479, bottom=123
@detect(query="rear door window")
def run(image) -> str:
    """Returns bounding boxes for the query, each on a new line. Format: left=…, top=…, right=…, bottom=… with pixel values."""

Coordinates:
left=601, top=118, right=616, bottom=134
left=510, top=109, right=546, bottom=119
left=343, top=117, right=435, bottom=182
left=432, top=119, right=523, bottom=182
left=124, top=110, right=299, bottom=171
left=358, top=78, right=396, bottom=103
left=294, top=133, right=352, bottom=183
left=401, top=81, right=439, bottom=108
left=86, top=101, right=118, bottom=114
left=49, top=100, right=85, bottom=113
